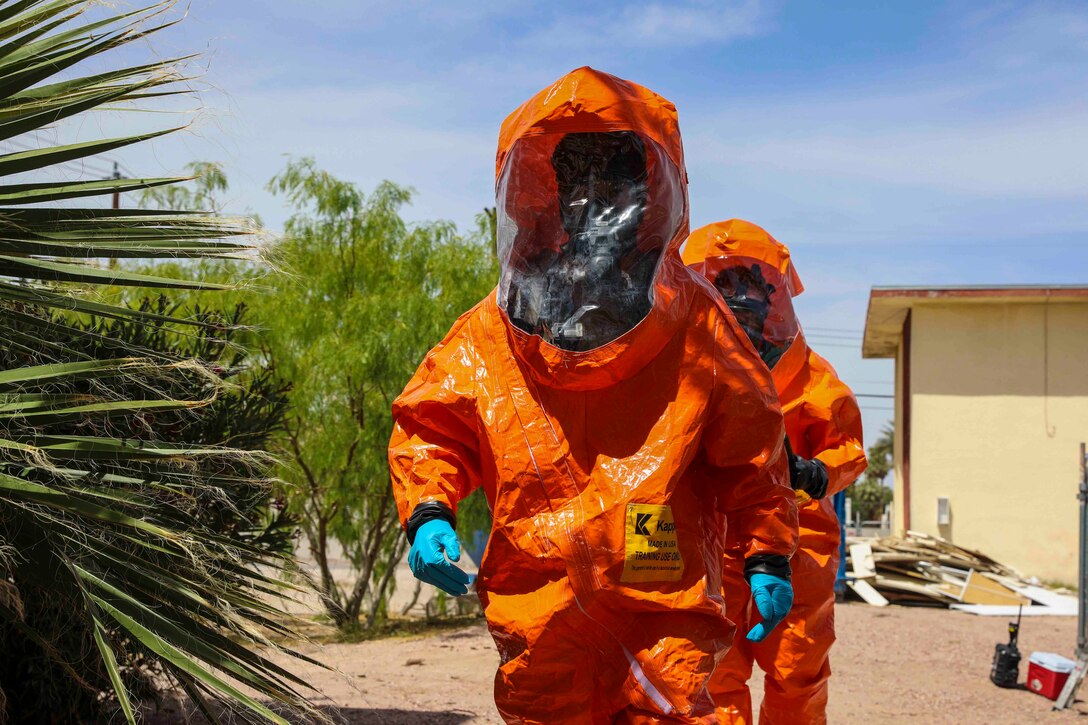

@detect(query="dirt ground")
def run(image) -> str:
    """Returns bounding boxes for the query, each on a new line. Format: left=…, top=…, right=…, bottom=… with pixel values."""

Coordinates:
left=154, top=604, right=1087, bottom=723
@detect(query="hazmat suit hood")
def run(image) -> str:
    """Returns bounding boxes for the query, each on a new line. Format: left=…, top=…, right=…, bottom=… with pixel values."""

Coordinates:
left=495, top=67, right=692, bottom=388
left=682, top=219, right=803, bottom=370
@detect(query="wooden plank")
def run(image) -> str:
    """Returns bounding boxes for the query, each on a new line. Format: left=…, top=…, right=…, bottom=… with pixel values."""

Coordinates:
left=871, top=553, right=929, bottom=564
left=881, top=590, right=949, bottom=607
left=938, top=572, right=969, bottom=588
left=1008, top=584, right=1078, bottom=612
left=849, top=533, right=1040, bottom=609
left=950, top=604, right=1074, bottom=617
left=1053, top=652, right=1088, bottom=710
left=958, top=569, right=1030, bottom=605
left=849, top=542, right=876, bottom=578
left=982, top=572, right=1027, bottom=590
left=873, top=574, right=956, bottom=601
left=881, top=565, right=941, bottom=583
left=848, top=579, right=889, bottom=607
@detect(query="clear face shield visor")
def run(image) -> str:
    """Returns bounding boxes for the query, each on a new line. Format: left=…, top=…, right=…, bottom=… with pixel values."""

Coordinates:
left=708, top=257, right=800, bottom=369
left=496, top=131, right=684, bottom=352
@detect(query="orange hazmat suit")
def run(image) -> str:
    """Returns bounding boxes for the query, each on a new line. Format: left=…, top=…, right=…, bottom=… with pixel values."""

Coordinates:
left=389, top=70, right=797, bottom=723
left=682, top=219, right=868, bottom=724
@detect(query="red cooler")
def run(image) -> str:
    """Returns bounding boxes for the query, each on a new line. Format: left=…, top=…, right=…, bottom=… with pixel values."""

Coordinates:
left=1027, top=652, right=1076, bottom=699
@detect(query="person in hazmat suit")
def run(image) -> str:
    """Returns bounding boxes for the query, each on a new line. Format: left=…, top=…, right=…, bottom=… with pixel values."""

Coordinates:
left=388, top=69, right=799, bottom=723
left=682, top=219, right=868, bottom=724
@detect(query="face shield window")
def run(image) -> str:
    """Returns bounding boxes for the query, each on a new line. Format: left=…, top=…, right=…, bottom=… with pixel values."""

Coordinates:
left=496, top=131, right=684, bottom=352
left=709, top=257, right=800, bottom=369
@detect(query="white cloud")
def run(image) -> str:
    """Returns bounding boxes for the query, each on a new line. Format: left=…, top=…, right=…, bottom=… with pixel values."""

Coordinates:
left=693, top=107, right=1088, bottom=198
left=219, top=0, right=529, bottom=33
left=522, top=0, right=772, bottom=51
left=955, top=2, right=1088, bottom=71
left=675, top=3, right=1088, bottom=251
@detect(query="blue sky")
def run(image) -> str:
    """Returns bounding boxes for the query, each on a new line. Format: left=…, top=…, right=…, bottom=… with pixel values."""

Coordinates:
left=82, top=0, right=1088, bottom=444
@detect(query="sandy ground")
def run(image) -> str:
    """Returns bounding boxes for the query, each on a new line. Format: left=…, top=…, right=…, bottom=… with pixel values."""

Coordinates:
left=152, top=604, right=1088, bottom=724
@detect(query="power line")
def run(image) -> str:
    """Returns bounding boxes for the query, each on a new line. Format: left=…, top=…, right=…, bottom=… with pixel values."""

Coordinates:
left=855, top=394, right=895, bottom=399
left=806, top=326, right=864, bottom=335
left=114, top=160, right=138, bottom=178
left=4, top=139, right=34, bottom=152
left=3, top=153, right=120, bottom=179
left=2, top=139, right=134, bottom=178
left=52, top=161, right=117, bottom=178
left=805, top=326, right=862, bottom=333
left=805, top=341, right=861, bottom=349
left=805, top=331, right=863, bottom=340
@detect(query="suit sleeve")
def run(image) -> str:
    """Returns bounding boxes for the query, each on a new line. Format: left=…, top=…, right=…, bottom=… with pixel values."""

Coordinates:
left=702, top=314, right=798, bottom=562
left=797, top=349, right=868, bottom=497
left=388, top=319, right=482, bottom=530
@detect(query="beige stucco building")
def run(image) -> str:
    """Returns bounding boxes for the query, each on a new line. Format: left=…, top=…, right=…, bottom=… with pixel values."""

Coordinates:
left=862, top=285, right=1088, bottom=584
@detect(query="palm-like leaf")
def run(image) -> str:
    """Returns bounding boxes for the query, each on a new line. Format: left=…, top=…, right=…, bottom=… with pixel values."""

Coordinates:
left=0, top=2, right=320, bottom=722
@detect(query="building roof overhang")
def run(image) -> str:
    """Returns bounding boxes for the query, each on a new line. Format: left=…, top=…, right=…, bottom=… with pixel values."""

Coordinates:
left=862, top=285, right=1088, bottom=358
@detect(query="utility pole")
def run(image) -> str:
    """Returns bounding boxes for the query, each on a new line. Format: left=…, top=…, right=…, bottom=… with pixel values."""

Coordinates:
left=1054, top=442, right=1088, bottom=710
left=111, top=161, right=120, bottom=209
left=108, top=161, right=121, bottom=270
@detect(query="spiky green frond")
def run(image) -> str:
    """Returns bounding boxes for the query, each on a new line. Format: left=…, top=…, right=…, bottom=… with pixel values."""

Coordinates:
left=0, top=2, right=320, bottom=722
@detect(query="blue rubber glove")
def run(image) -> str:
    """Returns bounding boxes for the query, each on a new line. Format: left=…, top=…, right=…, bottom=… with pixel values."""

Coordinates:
left=408, top=519, right=474, bottom=596
left=746, top=573, right=793, bottom=642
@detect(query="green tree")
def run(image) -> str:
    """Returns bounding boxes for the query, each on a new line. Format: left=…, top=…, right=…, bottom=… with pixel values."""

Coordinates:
left=258, top=158, right=497, bottom=631
left=140, top=161, right=229, bottom=213
left=134, top=164, right=498, bottom=629
left=0, top=3, right=318, bottom=721
left=848, top=424, right=894, bottom=522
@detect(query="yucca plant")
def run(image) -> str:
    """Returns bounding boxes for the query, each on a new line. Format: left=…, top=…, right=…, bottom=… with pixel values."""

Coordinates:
left=0, top=1, right=320, bottom=722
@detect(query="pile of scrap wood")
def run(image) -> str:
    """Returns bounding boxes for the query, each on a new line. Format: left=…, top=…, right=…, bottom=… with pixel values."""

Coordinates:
left=845, top=531, right=1076, bottom=615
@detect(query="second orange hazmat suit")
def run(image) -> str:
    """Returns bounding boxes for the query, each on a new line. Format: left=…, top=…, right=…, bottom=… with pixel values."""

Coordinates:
left=682, top=220, right=868, bottom=724
left=389, top=71, right=797, bottom=723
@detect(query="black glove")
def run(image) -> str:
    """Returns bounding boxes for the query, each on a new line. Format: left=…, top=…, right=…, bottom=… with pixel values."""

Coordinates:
left=789, top=455, right=829, bottom=499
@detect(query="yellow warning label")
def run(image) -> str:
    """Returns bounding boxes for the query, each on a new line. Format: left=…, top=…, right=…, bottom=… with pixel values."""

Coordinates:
left=621, top=503, right=684, bottom=583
